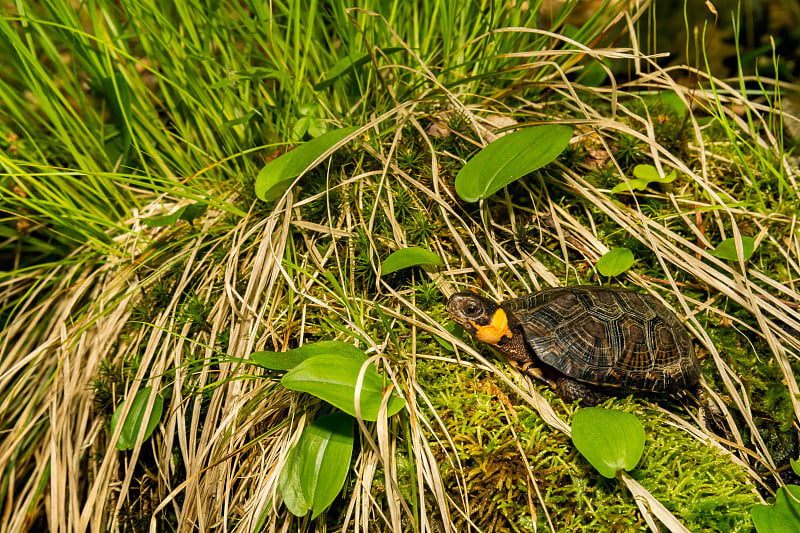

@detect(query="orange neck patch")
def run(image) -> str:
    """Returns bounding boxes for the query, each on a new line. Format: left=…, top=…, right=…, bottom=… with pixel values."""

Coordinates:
left=471, top=308, right=513, bottom=345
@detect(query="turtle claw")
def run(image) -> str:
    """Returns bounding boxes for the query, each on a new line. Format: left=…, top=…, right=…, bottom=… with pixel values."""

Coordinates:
left=522, top=363, right=556, bottom=387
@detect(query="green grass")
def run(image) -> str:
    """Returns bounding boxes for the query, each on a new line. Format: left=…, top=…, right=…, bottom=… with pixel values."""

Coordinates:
left=2, top=0, right=797, bottom=531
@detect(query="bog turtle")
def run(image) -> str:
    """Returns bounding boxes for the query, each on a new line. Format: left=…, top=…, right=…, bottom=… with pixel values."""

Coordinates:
left=447, top=286, right=701, bottom=405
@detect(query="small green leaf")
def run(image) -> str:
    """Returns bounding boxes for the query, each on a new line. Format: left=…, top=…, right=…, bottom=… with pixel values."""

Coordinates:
left=229, top=67, right=291, bottom=83
left=596, top=248, right=634, bottom=277
left=255, top=126, right=358, bottom=202
left=791, top=458, right=800, bottom=477
left=455, top=125, right=573, bottom=202
left=142, top=203, right=208, bottom=227
left=380, top=247, right=443, bottom=275
left=291, top=116, right=311, bottom=142
left=110, top=386, right=164, bottom=451
left=709, top=236, right=755, bottom=262
left=571, top=407, right=646, bottom=479
left=281, top=355, right=405, bottom=421
left=298, top=103, right=317, bottom=116
left=142, top=209, right=184, bottom=227
left=251, top=341, right=368, bottom=371
left=751, top=485, right=800, bottom=533
left=307, top=118, right=328, bottom=138
left=432, top=320, right=464, bottom=352
left=611, top=179, right=648, bottom=194
left=611, top=164, right=677, bottom=194
left=279, top=413, right=354, bottom=518
left=633, top=164, right=677, bottom=184
left=180, top=203, right=208, bottom=224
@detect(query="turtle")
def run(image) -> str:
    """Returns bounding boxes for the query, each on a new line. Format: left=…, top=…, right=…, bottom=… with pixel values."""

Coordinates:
left=446, top=286, right=701, bottom=405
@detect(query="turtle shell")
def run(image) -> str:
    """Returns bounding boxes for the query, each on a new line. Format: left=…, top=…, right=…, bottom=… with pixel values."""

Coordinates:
left=501, top=286, right=700, bottom=393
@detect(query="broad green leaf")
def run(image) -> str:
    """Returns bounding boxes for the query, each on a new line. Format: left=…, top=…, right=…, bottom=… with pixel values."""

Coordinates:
left=278, top=442, right=309, bottom=516
left=305, top=413, right=353, bottom=518
left=380, top=247, right=443, bottom=275
left=255, top=126, right=358, bottom=202
left=281, top=355, right=405, bottom=421
left=314, top=48, right=402, bottom=90
left=252, top=341, right=368, bottom=371
left=455, top=125, right=573, bottom=202
left=110, top=386, right=164, bottom=451
left=709, top=236, right=755, bottom=262
left=279, top=413, right=354, bottom=518
left=142, top=203, right=208, bottom=227
left=751, top=485, right=800, bottom=533
left=571, top=407, right=645, bottom=479
left=611, top=164, right=677, bottom=194
left=596, top=248, right=634, bottom=277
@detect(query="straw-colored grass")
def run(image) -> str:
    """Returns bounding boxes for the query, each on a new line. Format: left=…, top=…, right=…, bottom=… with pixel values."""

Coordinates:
left=2, top=2, right=798, bottom=532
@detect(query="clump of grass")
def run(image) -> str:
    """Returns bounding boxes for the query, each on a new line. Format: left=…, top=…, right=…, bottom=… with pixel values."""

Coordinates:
left=1, top=0, right=797, bottom=531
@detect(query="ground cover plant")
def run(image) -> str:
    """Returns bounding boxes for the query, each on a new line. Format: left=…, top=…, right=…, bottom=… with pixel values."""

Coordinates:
left=1, top=0, right=798, bottom=531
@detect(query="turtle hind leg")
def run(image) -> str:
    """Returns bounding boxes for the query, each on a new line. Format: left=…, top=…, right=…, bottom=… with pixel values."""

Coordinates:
left=555, top=378, right=607, bottom=406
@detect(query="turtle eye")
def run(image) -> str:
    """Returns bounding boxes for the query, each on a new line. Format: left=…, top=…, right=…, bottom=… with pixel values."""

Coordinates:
left=462, top=300, right=482, bottom=317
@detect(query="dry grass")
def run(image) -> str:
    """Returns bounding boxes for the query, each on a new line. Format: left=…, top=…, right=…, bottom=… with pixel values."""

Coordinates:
left=2, top=11, right=799, bottom=533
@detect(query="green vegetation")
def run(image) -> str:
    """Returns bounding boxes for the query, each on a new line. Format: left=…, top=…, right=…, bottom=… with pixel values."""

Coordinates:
left=571, top=407, right=645, bottom=479
left=1, top=0, right=796, bottom=531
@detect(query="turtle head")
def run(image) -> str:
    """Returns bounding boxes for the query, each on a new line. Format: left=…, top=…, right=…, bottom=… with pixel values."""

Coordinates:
left=447, top=292, right=514, bottom=346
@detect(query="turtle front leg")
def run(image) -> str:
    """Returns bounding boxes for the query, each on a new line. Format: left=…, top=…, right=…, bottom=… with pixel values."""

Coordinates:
left=555, top=378, right=607, bottom=406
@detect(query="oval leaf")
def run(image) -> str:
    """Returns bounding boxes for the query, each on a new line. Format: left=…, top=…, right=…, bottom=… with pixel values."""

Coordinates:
left=611, top=178, right=649, bottom=194
left=709, top=236, right=755, bottom=262
left=751, top=485, right=800, bottom=533
left=252, top=340, right=368, bottom=371
left=571, top=407, right=645, bottom=479
left=455, top=125, right=573, bottom=202
left=281, top=355, right=405, bottom=421
left=278, top=442, right=310, bottom=516
left=380, top=247, right=443, bottom=275
left=110, top=386, right=164, bottom=451
left=612, top=165, right=677, bottom=194
left=142, top=203, right=207, bottom=227
left=305, top=413, right=354, bottom=518
left=255, top=126, right=358, bottom=202
left=279, top=413, right=354, bottom=518
left=791, top=458, right=800, bottom=477
left=143, top=208, right=184, bottom=227
left=432, top=320, right=464, bottom=353
left=596, top=248, right=635, bottom=277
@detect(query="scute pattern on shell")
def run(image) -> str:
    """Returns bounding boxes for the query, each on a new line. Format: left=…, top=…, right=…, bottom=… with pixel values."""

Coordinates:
left=502, top=286, right=700, bottom=393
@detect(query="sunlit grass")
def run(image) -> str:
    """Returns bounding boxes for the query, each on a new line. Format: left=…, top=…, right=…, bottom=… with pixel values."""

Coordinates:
left=2, top=0, right=797, bottom=531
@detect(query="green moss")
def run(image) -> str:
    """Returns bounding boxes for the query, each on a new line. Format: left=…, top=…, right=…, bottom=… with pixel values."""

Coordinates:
left=416, top=359, right=760, bottom=532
